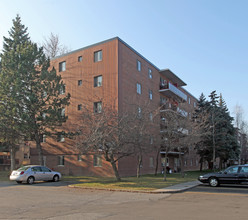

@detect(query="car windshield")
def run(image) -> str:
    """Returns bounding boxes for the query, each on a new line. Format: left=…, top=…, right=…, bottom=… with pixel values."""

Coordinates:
left=17, top=166, right=31, bottom=171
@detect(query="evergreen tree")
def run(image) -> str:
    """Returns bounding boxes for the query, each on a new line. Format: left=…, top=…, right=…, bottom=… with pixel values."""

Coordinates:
left=193, top=92, right=240, bottom=170
left=0, top=15, right=30, bottom=170
left=0, top=15, right=70, bottom=167
left=217, top=95, right=239, bottom=167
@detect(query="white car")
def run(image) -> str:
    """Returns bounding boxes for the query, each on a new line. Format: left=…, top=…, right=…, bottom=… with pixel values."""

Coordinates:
left=10, top=165, right=61, bottom=184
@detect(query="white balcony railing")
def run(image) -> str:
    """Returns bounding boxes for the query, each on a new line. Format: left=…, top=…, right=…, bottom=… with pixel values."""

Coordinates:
left=159, top=82, right=187, bottom=102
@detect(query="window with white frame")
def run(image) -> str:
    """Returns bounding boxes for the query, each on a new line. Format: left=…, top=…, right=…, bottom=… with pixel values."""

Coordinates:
left=94, top=75, right=102, bottom=87
left=149, top=90, right=153, bottom=100
left=57, top=134, right=65, bottom=142
left=137, top=83, right=141, bottom=94
left=59, top=61, right=66, bottom=72
left=150, top=137, right=154, bottom=144
left=78, top=56, right=82, bottom=62
left=78, top=104, right=82, bottom=111
left=149, top=112, right=153, bottom=121
left=148, top=68, right=152, bottom=79
left=93, top=155, right=102, bottom=167
left=78, top=154, right=82, bottom=161
left=41, top=134, right=46, bottom=143
left=42, top=113, right=46, bottom=120
left=137, top=60, right=141, bottom=71
left=78, top=80, right=82, bottom=86
left=60, top=108, right=65, bottom=118
left=59, top=84, right=65, bottom=95
left=188, top=97, right=191, bottom=104
left=94, top=101, right=102, bottom=113
left=94, top=50, right=102, bottom=62
left=138, top=107, right=142, bottom=118
left=58, top=155, right=64, bottom=166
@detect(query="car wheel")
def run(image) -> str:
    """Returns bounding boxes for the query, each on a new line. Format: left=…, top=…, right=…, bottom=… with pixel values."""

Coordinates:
left=53, top=175, right=59, bottom=182
left=27, top=176, right=35, bottom=184
left=209, top=177, right=219, bottom=187
left=16, top=181, right=22, bottom=184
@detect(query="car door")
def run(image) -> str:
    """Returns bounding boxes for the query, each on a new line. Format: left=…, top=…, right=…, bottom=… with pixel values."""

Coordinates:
left=31, top=166, right=43, bottom=181
left=218, top=166, right=239, bottom=184
left=238, top=166, right=248, bottom=184
left=40, top=166, right=54, bottom=181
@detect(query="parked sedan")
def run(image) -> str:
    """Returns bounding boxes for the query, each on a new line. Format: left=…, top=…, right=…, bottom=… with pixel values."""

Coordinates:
left=9, top=165, right=61, bottom=184
left=198, top=165, right=248, bottom=187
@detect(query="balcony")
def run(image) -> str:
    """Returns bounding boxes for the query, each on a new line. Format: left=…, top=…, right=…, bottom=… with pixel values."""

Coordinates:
left=159, top=82, right=187, bottom=102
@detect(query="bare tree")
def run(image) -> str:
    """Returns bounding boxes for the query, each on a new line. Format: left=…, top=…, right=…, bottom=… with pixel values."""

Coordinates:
left=76, top=104, right=135, bottom=181
left=160, top=104, right=183, bottom=181
left=127, top=102, right=161, bottom=178
left=42, top=32, right=70, bottom=58
left=233, top=104, right=248, bottom=164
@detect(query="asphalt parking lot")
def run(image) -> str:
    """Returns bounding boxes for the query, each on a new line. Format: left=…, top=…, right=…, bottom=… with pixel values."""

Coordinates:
left=1, top=181, right=248, bottom=220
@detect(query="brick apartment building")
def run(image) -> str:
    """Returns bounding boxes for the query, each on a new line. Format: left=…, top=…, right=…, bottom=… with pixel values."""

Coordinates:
left=29, top=37, right=200, bottom=176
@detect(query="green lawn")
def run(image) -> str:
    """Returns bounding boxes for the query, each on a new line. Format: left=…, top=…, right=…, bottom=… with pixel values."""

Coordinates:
left=63, top=170, right=210, bottom=192
left=0, top=171, right=11, bottom=181
left=0, top=170, right=211, bottom=192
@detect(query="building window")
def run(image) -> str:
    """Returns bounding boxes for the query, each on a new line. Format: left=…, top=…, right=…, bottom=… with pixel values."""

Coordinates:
left=149, top=157, right=154, bottom=168
left=78, top=80, right=82, bottom=86
left=94, top=75, right=102, bottom=87
left=94, top=50, right=102, bottom=62
left=42, top=113, right=46, bottom=120
left=94, top=101, right=102, bottom=113
left=58, top=155, right=64, bottom=166
left=188, top=97, right=191, bottom=104
left=42, top=91, right=47, bottom=98
left=78, top=56, right=82, bottom=62
left=138, top=107, right=142, bottom=118
left=57, top=134, right=65, bottom=142
left=59, top=108, right=65, bottom=118
left=150, top=137, right=154, bottom=144
left=184, top=159, right=187, bottom=166
left=137, top=83, right=141, bottom=94
left=78, top=104, right=82, bottom=111
left=59, top=61, right=66, bottom=72
left=148, top=68, right=152, bottom=79
left=93, top=155, right=102, bottom=167
left=78, top=154, right=82, bottom=161
left=41, top=134, right=46, bottom=143
left=149, top=90, right=153, bottom=100
left=149, top=112, right=153, bottom=121
left=59, top=84, right=65, bottom=95
left=194, top=102, right=197, bottom=108
left=137, top=60, right=141, bottom=71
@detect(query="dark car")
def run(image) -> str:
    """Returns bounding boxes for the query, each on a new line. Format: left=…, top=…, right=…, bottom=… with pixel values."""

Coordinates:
left=198, top=165, right=248, bottom=187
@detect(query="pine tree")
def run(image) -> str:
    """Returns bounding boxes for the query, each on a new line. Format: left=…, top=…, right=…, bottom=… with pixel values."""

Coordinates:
left=0, top=15, right=30, bottom=170
left=0, top=15, right=70, bottom=167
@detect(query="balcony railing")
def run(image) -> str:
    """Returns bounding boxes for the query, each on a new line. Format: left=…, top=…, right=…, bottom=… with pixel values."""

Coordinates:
left=159, top=82, right=187, bottom=102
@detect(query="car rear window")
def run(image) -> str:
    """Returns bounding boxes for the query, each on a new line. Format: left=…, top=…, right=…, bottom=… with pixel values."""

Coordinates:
left=17, top=166, right=31, bottom=171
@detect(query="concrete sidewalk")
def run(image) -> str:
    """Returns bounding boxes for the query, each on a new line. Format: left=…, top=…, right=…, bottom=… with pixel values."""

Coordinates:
left=153, top=180, right=201, bottom=193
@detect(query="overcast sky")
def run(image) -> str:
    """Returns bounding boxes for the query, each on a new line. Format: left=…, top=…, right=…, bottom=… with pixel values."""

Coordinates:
left=0, top=0, right=247, bottom=123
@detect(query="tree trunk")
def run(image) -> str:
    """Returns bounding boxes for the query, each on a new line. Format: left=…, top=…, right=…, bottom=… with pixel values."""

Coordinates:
left=10, top=144, right=16, bottom=171
left=35, top=133, right=43, bottom=166
left=110, top=154, right=121, bottom=181
left=163, top=151, right=169, bottom=181
left=137, top=154, right=142, bottom=178
left=200, top=160, right=203, bottom=171
left=154, top=147, right=160, bottom=176
left=179, top=151, right=185, bottom=178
